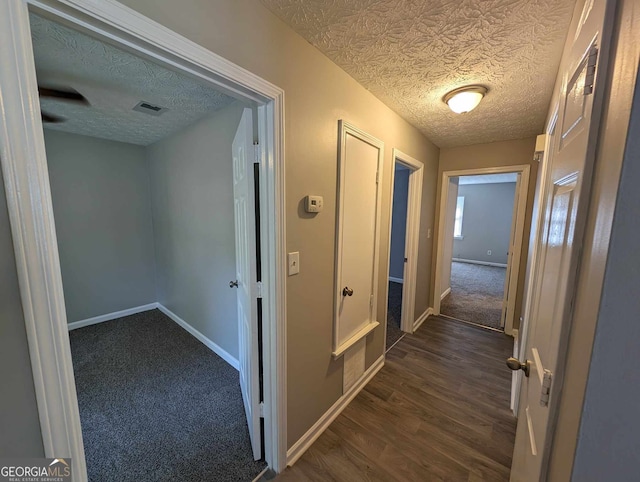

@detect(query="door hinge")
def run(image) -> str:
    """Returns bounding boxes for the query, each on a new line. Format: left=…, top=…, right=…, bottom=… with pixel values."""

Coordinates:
left=256, top=281, right=263, bottom=299
left=584, top=46, right=598, bottom=95
left=376, top=171, right=380, bottom=184
left=253, top=142, right=260, bottom=164
left=259, top=401, right=265, bottom=418
left=540, top=369, right=553, bottom=407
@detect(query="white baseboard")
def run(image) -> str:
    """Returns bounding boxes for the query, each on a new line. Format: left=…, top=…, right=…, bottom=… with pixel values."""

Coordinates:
left=453, top=257, right=507, bottom=268
left=286, top=355, right=385, bottom=467
left=440, top=287, right=451, bottom=301
left=388, top=276, right=404, bottom=284
left=67, top=303, right=158, bottom=330
left=413, top=307, right=433, bottom=332
left=157, top=304, right=239, bottom=371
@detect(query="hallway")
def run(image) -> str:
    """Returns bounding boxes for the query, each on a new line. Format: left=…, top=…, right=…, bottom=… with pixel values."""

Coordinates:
left=276, top=316, right=516, bottom=481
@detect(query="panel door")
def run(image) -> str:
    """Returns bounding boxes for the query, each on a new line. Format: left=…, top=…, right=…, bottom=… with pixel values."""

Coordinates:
left=232, top=107, right=261, bottom=460
left=510, top=0, right=610, bottom=479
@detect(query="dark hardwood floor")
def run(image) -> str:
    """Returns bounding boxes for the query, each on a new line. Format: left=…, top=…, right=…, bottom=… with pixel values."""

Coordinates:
left=275, top=316, right=516, bottom=481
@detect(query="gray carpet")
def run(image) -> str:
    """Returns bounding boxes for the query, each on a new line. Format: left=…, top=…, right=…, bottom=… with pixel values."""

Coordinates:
left=69, top=309, right=266, bottom=482
left=440, top=261, right=506, bottom=329
left=386, top=281, right=404, bottom=349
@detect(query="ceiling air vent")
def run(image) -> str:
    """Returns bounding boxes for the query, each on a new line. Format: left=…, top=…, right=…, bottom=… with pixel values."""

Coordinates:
left=133, top=101, right=168, bottom=116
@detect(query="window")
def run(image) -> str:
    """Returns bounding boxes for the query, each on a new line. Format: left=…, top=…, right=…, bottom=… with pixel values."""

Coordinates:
left=454, top=196, right=464, bottom=238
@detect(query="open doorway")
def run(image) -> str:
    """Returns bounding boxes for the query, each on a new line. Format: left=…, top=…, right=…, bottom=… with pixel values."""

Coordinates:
left=30, top=12, right=265, bottom=480
left=385, top=150, right=423, bottom=351
left=434, top=166, right=530, bottom=335
left=0, top=0, right=287, bottom=476
left=440, top=174, right=518, bottom=330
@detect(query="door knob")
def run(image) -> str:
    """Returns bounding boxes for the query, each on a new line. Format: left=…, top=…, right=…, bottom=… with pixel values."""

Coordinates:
left=342, top=286, right=354, bottom=297
left=506, top=357, right=531, bottom=377
left=229, top=280, right=239, bottom=288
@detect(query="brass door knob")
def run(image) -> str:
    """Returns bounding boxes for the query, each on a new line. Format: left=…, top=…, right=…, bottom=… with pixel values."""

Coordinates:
left=506, top=357, right=531, bottom=377
left=342, top=286, right=354, bottom=297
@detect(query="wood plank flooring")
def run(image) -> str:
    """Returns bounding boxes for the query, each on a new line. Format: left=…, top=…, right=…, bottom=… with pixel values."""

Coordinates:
left=275, top=316, right=516, bottom=481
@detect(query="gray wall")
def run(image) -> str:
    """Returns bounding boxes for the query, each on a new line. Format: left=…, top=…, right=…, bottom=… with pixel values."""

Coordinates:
left=44, top=130, right=157, bottom=322
left=571, top=71, right=640, bottom=482
left=389, top=167, right=409, bottom=280
left=453, top=182, right=516, bottom=265
left=0, top=168, right=45, bottom=456
left=147, top=102, right=245, bottom=360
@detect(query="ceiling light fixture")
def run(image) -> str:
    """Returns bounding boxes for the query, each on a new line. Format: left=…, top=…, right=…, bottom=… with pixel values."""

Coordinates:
left=443, top=85, right=488, bottom=114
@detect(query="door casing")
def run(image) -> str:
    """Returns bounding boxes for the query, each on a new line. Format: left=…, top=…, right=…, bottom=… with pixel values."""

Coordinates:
left=0, top=0, right=287, bottom=477
left=384, top=149, right=424, bottom=337
left=433, top=164, right=531, bottom=336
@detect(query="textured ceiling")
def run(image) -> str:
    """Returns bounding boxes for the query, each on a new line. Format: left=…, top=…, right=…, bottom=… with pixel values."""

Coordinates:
left=261, top=0, right=575, bottom=148
left=30, top=14, right=235, bottom=146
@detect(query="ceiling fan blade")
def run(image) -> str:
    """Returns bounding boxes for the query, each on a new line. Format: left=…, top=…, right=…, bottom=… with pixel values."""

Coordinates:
left=39, top=86, right=89, bottom=105
left=42, top=111, right=66, bottom=123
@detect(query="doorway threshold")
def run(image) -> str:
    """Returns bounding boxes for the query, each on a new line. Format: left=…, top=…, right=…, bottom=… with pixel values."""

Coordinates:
left=438, top=313, right=505, bottom=334
left=386, top=332, right=407, bottom=353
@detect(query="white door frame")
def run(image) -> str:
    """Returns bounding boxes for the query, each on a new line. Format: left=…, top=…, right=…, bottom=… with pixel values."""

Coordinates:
left=433, top=164, right=530, bottom=335
left=0, top=0, right=287, bottom=478
left=385, top=149, right=424, bottom=336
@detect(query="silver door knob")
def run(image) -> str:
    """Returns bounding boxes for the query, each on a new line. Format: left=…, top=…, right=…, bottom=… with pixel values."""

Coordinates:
left=229, top=280, right=239, bottom=288
left=342, top=286, right=354, bottom=297
left=506, top=357, right=531, bottom=377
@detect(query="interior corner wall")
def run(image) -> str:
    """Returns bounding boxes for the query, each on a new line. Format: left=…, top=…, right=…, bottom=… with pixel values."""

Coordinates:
left=146, top=102, right=245, bottom=361
left=389, top=168, right=409, bottom=280
left=0, top=167, right=44, bottom=457
left=44, top=129, right=157, bottom=322
left=434, top=137, right=537, bottom=328
left=116, top=0, right=440, bottom=447
left=454, top=182, right=516, bottom=265
left=440, top=177, right=458, bottom=297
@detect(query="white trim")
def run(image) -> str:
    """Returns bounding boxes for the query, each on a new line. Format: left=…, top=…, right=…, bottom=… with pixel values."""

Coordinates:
left=286, top=355, right=384, bottom=466
left=0, top=0, right=287, bottom=476
left=332, top=321, right=380, bottom=358
left=510, top=328, right=519, bottom=415
left=67, top=303, right=159, bottom=330
left=452, top=258, right=508, bottom=268
left=157, top=304, right=239, bottom=370
left=413, top=307, right=433, bottom=333
left=433, top=164, right=530, bottom=336
left=512, top=129, right=554, bottom=415
left=383, top=148, right=424, bottom=344
left=440, top=287, right=452, bottom=301
left=333, top=121, right=384, bottom=356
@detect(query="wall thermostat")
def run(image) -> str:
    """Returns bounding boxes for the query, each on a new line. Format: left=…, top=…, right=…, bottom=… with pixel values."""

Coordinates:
left=305, top=195, right=324, bottom=213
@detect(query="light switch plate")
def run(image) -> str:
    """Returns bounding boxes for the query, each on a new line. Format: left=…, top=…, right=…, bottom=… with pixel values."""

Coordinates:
left=288, top=252, right=300, bottom=275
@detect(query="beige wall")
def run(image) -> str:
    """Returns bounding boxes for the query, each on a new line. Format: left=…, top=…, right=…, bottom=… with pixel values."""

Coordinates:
left=434, top=137, right=538, bottom=328
left=116, top=0, right=439, bottom=447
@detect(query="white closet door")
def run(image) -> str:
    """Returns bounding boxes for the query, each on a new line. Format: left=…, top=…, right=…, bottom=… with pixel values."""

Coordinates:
left=333, top=121, right=383, bottom=358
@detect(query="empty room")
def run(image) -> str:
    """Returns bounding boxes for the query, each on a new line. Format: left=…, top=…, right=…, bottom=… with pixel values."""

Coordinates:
left=31, top=13, right=265, bottom=481
left=440, top=173, right=520, bottom=330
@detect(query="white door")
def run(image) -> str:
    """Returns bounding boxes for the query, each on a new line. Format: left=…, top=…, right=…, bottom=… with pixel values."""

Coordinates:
left=232, top=107, right=261, bottom=460
left=510, top=0, right=609, bottom=479
left=333, top=122, right=383, bottom=356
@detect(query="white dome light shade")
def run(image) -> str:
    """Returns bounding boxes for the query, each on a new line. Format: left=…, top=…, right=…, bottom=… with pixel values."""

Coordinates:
left=444, top=86, right=488, bottom=114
